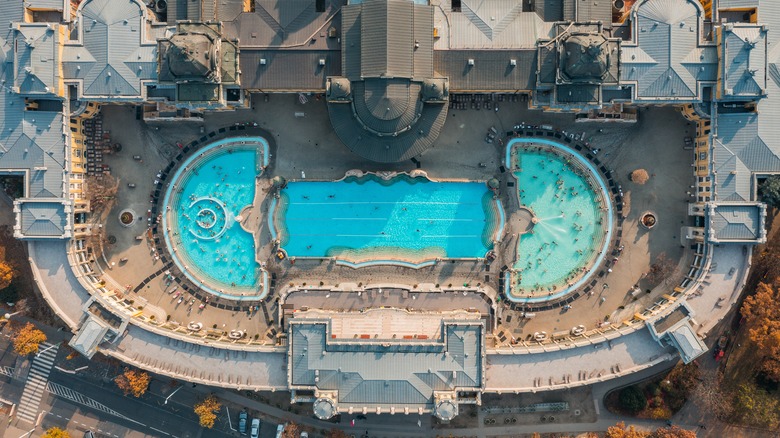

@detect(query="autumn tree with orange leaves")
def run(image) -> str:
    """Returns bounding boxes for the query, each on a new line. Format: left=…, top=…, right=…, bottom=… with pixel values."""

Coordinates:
left=741, top=281, right=780, bottom=381
left=41, top=427, right=70, bottom=438
left=605, top=422, right=648, bottom=438
left=12, top=322, right=46, bottom=356
left=194, top=394, right=221, bottom=428
left=605, top=422, right=696, bottom=438
left=648, top=426, right=697, bottom=438
left=0, top=260, right=14, bottom=291
left=115, top=368, right=151, bottom=397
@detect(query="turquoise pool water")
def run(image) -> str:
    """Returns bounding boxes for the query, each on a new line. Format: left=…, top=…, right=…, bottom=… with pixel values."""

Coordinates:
left=274, top=175, right=502, bottom=263
left=505, top=138, right=613, bottom=302
left=162, top=137, right=268, bottom=296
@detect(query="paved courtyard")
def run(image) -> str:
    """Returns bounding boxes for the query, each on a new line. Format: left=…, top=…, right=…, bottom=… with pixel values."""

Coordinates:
left=93, top=95, right=694, bottom=344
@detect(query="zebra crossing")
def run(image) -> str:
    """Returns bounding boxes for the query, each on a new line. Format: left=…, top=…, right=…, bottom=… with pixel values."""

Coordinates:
left=45, top=382, right=133, bottom=421
left=16, top=342, right=59, bottom=423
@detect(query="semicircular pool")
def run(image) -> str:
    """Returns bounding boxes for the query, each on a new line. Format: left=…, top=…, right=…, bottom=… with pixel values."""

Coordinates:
left=504, top=137, right=614, bottom=303
left=161, top=136, right=269, bottom=299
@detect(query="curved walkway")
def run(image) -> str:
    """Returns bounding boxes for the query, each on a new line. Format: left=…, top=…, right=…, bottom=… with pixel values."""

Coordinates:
left=29, top=240, right=287, bottom=391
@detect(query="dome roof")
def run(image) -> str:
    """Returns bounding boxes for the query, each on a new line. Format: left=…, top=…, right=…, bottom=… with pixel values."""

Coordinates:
left=327, top=77, right=352, bottom=100
left=313, top=397, right=336, bottom=420
left=166, top=33, right=217, bottom=80
left=560, top=34, right=610, bottom=82
left=435, top=399, right=458, bottom=421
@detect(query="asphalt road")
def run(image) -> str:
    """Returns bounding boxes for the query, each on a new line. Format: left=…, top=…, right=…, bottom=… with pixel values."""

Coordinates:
left=46, top=369, right=234, bottom=438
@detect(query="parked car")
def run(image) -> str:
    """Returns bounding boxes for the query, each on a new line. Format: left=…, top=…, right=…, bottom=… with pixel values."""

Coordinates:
left=250, top=418, right=260, bottom=438
left=238, top=410, right=248, bottom=435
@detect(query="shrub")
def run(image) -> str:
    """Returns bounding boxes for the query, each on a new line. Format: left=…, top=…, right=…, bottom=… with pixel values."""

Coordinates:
left=619, top=386, right=647, bottom=413
left=648, top=406, right=672, bottom=420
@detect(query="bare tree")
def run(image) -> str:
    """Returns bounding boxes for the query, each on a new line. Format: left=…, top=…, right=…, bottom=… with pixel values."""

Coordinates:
left=691, top=370, right=732, bottom=420
left=85, top=174, right=119, bottom=217
left=646, top=253, right=676, bottom=286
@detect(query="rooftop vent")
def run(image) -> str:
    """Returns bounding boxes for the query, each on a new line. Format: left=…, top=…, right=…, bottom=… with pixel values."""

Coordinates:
left=467, top=59, right=475, bottom=66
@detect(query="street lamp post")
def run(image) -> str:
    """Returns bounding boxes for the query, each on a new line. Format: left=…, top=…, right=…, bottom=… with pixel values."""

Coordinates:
left=164, top=386, right=183, bottom=405
left=36, top=342, right=59, bottom=358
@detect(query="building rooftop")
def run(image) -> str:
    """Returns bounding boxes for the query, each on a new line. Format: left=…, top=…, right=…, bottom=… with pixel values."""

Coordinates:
left=289, top=318, right=483, bottom=417
left=222, top=0, right=341, bottom=48
left=66, top=0, right=158, bottom=100
left=666, top=323, right=707, bottom=364
left=433, top=0, right=554, bottom=50
left=712, top=110, right=780, bottom=201
left=327, top=0, right=447, bottom=163
left=621, top=0, right=717, bottom=101
left=648, top=303, right=707, bottom=364
left=718, top=23, right=768, bottom=99
left=707, top=202, right=766, bottom=243
left=69, top=314, right=111, bottom=359
left=12, top=23, right=63, bottom=96
left=14, top=200, right=70, bottom=239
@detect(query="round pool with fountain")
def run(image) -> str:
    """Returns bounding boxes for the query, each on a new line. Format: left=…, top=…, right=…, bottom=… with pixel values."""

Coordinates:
left=505, top=137, right=614, bottom=303
left=161, top=136, right=269, bottom=299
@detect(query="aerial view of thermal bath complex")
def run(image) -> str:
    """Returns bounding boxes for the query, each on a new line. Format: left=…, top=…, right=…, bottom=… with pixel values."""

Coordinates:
left=1, top=0, right=778, bottom=425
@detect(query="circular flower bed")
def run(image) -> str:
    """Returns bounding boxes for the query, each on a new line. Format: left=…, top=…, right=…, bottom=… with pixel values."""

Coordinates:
left=119, top=209, right=136, bottom=227
left=641, top=212, right=657, bottom=229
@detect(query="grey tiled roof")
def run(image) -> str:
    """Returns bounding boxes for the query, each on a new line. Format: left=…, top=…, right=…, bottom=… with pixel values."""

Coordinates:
left=66, top=0, right=157, bottom=99
left=556, top=84, right=601, bottom=104
left=435, top=0, right=554, bottom=50
left=708, top=1, right=780, bottom=203
left=709, top=203, right=762, bottom=241
left=0, top=3, right=70, bottom=240
left=328, top=98, right=447, bottom=162
left=19, top=201, right=68, bottom=237
left=223, top=0, right=341, bottom=49
left=434, top=50, right=537, bottom=92
left=341, top=0, right=432, bottom=81
left=289, top=320, right=483, bottom=410
left=69, top=316, right=110, bottom=359
left=13, top=24, right=59, bottom=95
left=573, top=0, right=612, bottom=23
left=720, top=24, right=767, bottom=98
left=666, top=322, right=707, bottom=364
left=167, top=0, right=186, bottom=22
left=534, top=0, right=563, bottom=22
left=240, top=50, right=340, bottom=91
left=713, top=112, right=780, bottom=201
left=352, top=79, right=421, bottom=134
left=0, top=0, right=24, bottom=25
left=0, top=111, right=66, bottom=199
left=621, top=0, right=716, bottom=101
left=26, top=0, right=65, bottom=10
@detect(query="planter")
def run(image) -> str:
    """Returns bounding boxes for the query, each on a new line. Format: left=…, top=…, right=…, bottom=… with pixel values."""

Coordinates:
left=640, top=211, right=657, bottom=229
left=119, top=209, right=136, bottom=227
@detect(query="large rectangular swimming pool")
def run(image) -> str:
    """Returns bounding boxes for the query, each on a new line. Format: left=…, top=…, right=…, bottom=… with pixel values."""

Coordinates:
left=273, top=175, right=502, bottom=264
